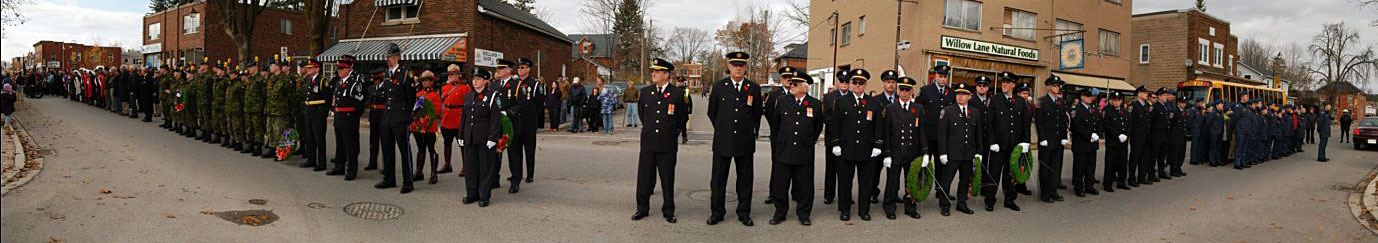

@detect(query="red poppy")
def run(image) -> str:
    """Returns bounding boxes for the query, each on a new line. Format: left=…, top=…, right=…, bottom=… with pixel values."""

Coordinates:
left=911, top=108, right=917, bottom=113
left=663, top=92, right=670, bottom=98
left=741, top=85, right=748, bottom=92
left=861, top=99, right=867, bottom=106
left=801, top=100, right=808, bottom=106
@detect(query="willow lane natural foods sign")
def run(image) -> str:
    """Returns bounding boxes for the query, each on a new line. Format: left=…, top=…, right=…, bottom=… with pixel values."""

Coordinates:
left=940, top=36, right=1040, bottom=61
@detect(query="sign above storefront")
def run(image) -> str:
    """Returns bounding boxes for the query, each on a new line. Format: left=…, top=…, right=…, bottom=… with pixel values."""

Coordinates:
left=475, top=48, right=503, bottom=67
left=940, top=36, right=1039, bottom=61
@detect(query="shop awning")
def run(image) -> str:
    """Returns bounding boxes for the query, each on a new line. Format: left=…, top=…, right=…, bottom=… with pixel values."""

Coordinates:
left=1055, top=72, right=1135, bottom=92
left=318, top=34, right=467, bottom=62
left=375, top=0, right=419, bottom=7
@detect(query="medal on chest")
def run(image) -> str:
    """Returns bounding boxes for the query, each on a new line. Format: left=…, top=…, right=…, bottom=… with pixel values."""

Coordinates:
left=866, top=110, right=873, bottom=121
left=745, top=95, right=753, bottom=105
left=667, top=104, right=676, bottom=115
left=805, top=107, right=814, bottom=117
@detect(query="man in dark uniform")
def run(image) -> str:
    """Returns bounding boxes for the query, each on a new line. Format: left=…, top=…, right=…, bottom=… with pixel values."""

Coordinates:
left=630, top=58, right=688, bottom=223
left=1127, top=86, right=1153, bottom=186
left=510, top=58, right=542, bottom=188
left=937, top=83, right=982, bottom=216
left=1102, top=92, right=1131, bottom=192
left=1205, top=101, right=1227, bottom=167
left=827, top=69, right=883, bottom=221
left=763, top=66, right=797, bottom=206
left=706, top=51, right=763, bottom=226
left=1164, top=91, right=1187, bottom=177
left=1013, top=83, right=1036, bottom=196
left=986, top=72, right=1030, bottom=211
left=490, top=59, right=520, bottom=190
left=1231, top=95, right=1257, bottom=170
left=1317, top=103, right=1333, bottom=162
left=1147, top=88, right=1172, bottom=180
left=330, top=56, right=366, bottom=180
left=917, top=66, right=954, bottom=171
left=820, top=70, right=850, bottom=205
left=1035, top=76, right=1069, bottom=203
left=868, top=70, right=901, bottom=204
left=1069, top=88, right=1101, bottom=197
left=364, top=64, right=390, bottom=171
left=299, top=59, right=332, bottom=171
left=376, top=44, right=416, bottom=194
left=138, top=67, right=157, bottom=122
left=879, top=76, right=924, bottom=219
left=1305, top=107, right=1316, bottom=144
left=766, top=71, right=824, bottom=226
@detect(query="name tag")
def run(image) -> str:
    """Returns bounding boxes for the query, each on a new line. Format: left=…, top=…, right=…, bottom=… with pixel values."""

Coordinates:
left=668, top=104, right=676, bottom=115
left=866, top=111, right=873, bottom=121
left=806, top=107, right=814, bottom=117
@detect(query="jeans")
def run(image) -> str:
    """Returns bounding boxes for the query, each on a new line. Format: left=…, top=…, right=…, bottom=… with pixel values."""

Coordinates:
left=1318, top=137, right=1328, bottom=160
left=560, top=100, right=569, bottom=123
left=602, top=113, right=614, bottom=134
left=625, top=103, right=639, bottom=126
left=2, top=114, right=11, bottom=125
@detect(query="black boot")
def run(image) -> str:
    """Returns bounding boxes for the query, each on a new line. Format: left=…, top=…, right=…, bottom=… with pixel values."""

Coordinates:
left=160, top=120, right=171, bottom=128
left=260, top=145, right=276, bottom=159
left=250, top=143, right=264, bottom=156
left=232, top=142, right=244, bottom=152
left=210, top=133, right=222, bottom=144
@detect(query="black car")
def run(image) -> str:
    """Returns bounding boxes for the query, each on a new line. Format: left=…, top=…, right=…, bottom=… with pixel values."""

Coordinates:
left=1354, top=117, right=1378, bottom=150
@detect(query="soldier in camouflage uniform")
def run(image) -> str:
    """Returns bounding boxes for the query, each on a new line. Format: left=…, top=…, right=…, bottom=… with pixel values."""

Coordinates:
left=210, top=64, right=228, bottom=145
left=246, top=62, right=268, bottom=157
left=264, top=60, right=294, bottom=160
left=157, top=66, right=173, bottom=130
left=196, top=62, right=215, bottom=142
left=168, top=67, right=186, bottom=135
left=225, top=68, right=246, bottom=152
left=184, top=64, right=204, bottom=138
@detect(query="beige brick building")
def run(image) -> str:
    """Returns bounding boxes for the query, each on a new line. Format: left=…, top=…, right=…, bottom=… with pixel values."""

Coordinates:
left=808, top=0, right=1135, bottom=97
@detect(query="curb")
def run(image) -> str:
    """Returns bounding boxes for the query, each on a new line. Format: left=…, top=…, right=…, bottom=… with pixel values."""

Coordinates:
left=1349, top=163, right=1378, bottom=236
left=1364, top=170, right=1378, bottom=232
left=1, top=119, right=45, bottom=196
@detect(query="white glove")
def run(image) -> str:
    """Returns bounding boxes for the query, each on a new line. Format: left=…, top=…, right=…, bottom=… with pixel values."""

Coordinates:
left=990, top=144, right=1000, bottom=152
left=1090, top=133, right=1100, bottom=143
left=458, top=139, right=465, bottom=147
left=831, top=146, right=842, bottom=156
left=1060, top=139, right=1070, bottom=145
left=1039, top=140, right=1048, bottom=146
left=1118, top=134, right=1128, bottom=142
left=1018, top=143, right=1030, bottom=152
left=975, top=154, right=983, bottom=161
left=883, top=157, right=892, bottom=168
left=486, top=141, right=497, bottom=149
left=501, top=111, right=508, bottom=116
left=870, top=148, right=882, bottom=158
left=940, top=155, right=949, bottom=164
left=921, top=155, right=931, bottom=167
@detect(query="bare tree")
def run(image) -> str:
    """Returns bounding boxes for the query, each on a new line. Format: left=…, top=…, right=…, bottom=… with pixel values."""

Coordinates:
left=1, top=0, right=30, bottom=40
left=1237, top=38, right=1275, bottom=71
left=1279, top=43, right=1316, bottom=89
left=210, top=0, right=272, bottom=63
left=782, top=0, right=808, bottom=28
left=664, top=27, right=712, bottom=63
left=1307, top=22, right=1376, bottom=88
left=715, top=3, right=782, bottom=82
left=302, top=0, right=336, bottom=56
left=1362, top=0, right=1378, bottom=26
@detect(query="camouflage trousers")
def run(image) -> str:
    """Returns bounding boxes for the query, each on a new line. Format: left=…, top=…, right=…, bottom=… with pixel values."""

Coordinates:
left=266, top=116, right=293, bottom=147
left=246, top=113, right=264, bottom=143
left=199, top=100, right=214, bottom=132
left=226, top=112, right=244, bottom=141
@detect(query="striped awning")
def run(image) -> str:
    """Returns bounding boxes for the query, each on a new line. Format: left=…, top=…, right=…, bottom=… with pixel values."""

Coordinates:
left=374, top=0, right=418, bottom=7
left=318, top=34, right=466, bottom=62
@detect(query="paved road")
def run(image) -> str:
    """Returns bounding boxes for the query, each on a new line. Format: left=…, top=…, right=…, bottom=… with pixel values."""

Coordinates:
left=2, top=97, right=1376, bottom=242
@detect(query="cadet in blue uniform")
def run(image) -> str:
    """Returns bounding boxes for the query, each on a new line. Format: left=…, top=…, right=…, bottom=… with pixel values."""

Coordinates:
left=1035, top=76, right=1069, bottom=203
left=630, top=58, right=688, bottom=223
left=1317, top=103, right=1333, bottom=162
left=879, top=76, right=924, bottom=219
left=827, top=69, right=883, bottom=221
left=766, top=71, right=823, bottom=226
left=937, top=83, right=982, bottom=215
left=1205, top=101, right=1227, bottom=167
left=1069, top=88, right=1101, bottom=197
left=706, top=51, right=763, bottom=226
left=1230, top=96, right=1257, bottom=170
left=1189, top=99, right=1207, bottom=165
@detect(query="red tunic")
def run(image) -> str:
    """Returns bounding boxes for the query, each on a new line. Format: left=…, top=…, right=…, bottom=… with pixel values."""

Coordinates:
left=410, top=89, right=442, bottom=133
left=439, top=83, right=472, bottom=129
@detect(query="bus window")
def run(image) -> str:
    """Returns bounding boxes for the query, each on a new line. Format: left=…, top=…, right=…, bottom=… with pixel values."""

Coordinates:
left=1179, top=86, right=1209, bottom=103
left=1210, top=88, right=1222, bottom=104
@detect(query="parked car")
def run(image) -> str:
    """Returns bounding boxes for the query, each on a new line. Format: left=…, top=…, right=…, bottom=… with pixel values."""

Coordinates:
left=1354, top=117, right=1378, bottom=150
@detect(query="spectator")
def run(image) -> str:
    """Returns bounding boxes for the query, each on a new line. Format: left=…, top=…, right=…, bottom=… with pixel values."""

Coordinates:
left=623, top=82, right=640, bottom=127
left=546, top=80, right=563, bottom=131
left=2, top=83, right=16, bottom=126
left=600, top=86, right=617, bottom=134
left=568, top=77, right=587, bottom=133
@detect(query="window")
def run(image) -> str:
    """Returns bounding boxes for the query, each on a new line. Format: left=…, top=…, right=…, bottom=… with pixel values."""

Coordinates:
left=1209, top=27, right=1215, bottom=36
left=1054, top=19, right=1084, bottom=43
left=385, top=5, right=420, bottom=21
left=331, top=26, right=339, bottom=39
left=1098, top=29, right=1120, bottom=56
left=281, top=19, right=293, bottom=35
left=858, top=16, right=866, bottom=36
left=1105, top=0, right=1122, bottom=3
left=1212, top=43, right=1223, bottom=67
left=182, top=13, right=200, bottom=34
left=840, top=22, right=852, bottom=46
left=1003, top=8, right=1036, bottom=40
left=1139, top=44, right=1151, bottom=64
left=943, top=0, right=981, bottom=31
left=148, top=23, right=161, bottom=40
left=1227, top=55, right=1234, bottom=73
left=1197, top=38, right=1210, bottom=65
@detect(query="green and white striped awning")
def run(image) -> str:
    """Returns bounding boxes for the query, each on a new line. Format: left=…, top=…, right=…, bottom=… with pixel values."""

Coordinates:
left=318, top=34, right=466, bottom=62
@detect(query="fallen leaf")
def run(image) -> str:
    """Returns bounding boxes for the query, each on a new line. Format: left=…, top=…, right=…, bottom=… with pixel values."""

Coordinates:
left=50, top=214, right=65, bottom=220
left=1226, top=195, right=1234, bottom=199
left=98, top=189, right=111, bottom=194
left=1189, top=207, right=1197, bottom=211
left=164, top=214, right=176, bottom=219
left=49, top=237, right=63, bottom=243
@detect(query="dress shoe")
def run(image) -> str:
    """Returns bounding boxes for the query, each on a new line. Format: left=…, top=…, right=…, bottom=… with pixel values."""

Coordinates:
left=739, top=217, right=754, bottom=226
left=706, top=217, right=723, bottom=225
left=478, top=200, right=490, bottom=207
left=955, top=205, right=974, bottom=214
left=1041, top=198, right=1055, bottom=203
left=631, top=212, right=648, bottom=220
left=413, top=173, right=425, bottom=182
left=764, top=197, right=775, bottom=205
left=1052, top=195, right=1065, bottom=201
left=428, top=176, right=437, bottom=185
left=374, top=182, right=397, bottom=189
left=364, top=165, right=378, bottom=171
left=326, top=168, right=345, bottom=176
left=665, top=215, right=677, bottom=223
left=525, top=178, right=533, bottom=183
left=1103, top=186, right=1115, bottom=193
left=508, top=184, right=520, bottom=194
left=1158, top=174, right=1171, bottom=180
left=1004, top=202, right=1021, bottom=211
left=800, top=218, right=812, bottom=225
left=1117, top=184, right=1132, bottom=190
left=1057, top=184, right=1068, bottom=190
left=1018, top=188, right=1034, bottom=195
left=858, top=213, right=871, bottom=221
left=871, top=196, right=880, bottom=204
left=906, top=211, right=921, bottom=219
left=299, top=162, right=317, bottom=168
left=313, top=166, right=327, bottom=172
left=940, top=208, right=951, bottom=216
left=436, top=165, right=453, bottom=174
left=463, top=198, right=477, bottom=204
left=839, top=212, right=850, bottom=221
left=769, top=216, right=785, bottom=225
left=1128, top=182, right=1140, bottom=187
left=984, top=204, right=995, bottom=212
left=1075, top=191, right=1086, bottom=197
left=400, top=186, right=413, bottom=194
left=343, top=175, right=356, bottom=181
left=1085, top=189, right=1099, bottom=195
left=885, top=212, right=897, bottom=220
left=823, top=198, right=834, bottom=204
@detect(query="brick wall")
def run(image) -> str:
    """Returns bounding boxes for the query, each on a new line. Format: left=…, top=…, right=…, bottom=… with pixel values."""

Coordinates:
left=1130, top=13, right=1189, bottom=90
left=32, top=41, right=120, bottom=71
left=144, top=2, right=320, bottom=66
left=1186, top=11, right=1237, bottom=77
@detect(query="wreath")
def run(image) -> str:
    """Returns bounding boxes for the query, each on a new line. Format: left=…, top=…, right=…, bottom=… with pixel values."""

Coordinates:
left=1010, top=143, right=1033, bottom=183
left=173, top=90, right=186, bottom=111
left=971, top=154, right=983, bottom=196
left=496, top=113, right=515, bottom=152
left=905, top=155, right=935, bottom=203
left=274, top=128, right=298, bottom=161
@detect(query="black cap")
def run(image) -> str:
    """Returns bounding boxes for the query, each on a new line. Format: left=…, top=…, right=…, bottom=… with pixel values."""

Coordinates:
left=998, top=71, right=1018, bottom=82
left=1155, top=87, right=1169, bottom=95
left=472, top=68, right=492, bottom=79
left=778, top=66, right=797, bottom=79
left=388, top=43, right=402, bottom=56
left=1081, top=87, right=1098, bottom=97
left=337, top=55, right=356, bottom=69
left=835, top=69, right=850, bottom=81
left=1044, top=75, right=1064, bottom=86
left=897, top=77, right=917, bottom=88
left=849, top=69, right=870, bottom=83
left=726, top=52, right=750, bottom=65
left=649, top=58, right=675, bottom=71
left=880, top=70, right=899, bottom=81
left=1135, top=85, right=1149, bottom=93
left=953, top=83, right=972, bottom=94
left=931, top=65, right=951, bottom=75
left=787, top=72, right=813, bottom=85
left=1015, top=83, right=1031, bottom=93
left=496, top=59, right=514, bottom=69
left=517, top=58, right=534, bottom=67
left=975, top=76, right=992, bottom=86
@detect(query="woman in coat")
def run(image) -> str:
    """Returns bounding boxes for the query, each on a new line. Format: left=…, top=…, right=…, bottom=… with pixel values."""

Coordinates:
left=411, top=71, right=443, bottom=184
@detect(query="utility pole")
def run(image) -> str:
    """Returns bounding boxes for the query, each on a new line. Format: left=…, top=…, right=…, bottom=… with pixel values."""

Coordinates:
left=830, top=11, right=839, bottom=89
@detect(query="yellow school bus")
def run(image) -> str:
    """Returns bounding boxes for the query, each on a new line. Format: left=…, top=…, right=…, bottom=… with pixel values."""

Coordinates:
left=1176, top=80, right=1286, bottom=105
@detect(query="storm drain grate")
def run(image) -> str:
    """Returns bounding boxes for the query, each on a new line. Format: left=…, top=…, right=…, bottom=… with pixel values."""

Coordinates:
left=343, top=202, right=404, bottom=220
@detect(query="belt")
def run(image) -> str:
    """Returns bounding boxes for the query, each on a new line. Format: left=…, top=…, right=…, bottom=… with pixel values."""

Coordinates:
left=335, top=107, right=357, bottom=112
left=369, top=105, right=386, bottom=109
left=305, top=100, right=327, bottom=105
left=445, top=105, right=464, bottom=109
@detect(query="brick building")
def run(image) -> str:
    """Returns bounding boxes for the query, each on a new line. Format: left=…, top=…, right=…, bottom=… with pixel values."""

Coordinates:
left=32, top=41, right=122, bottom=71
left=320, top=0, right=574, bottom=80
left=142, top=0, right=325, bottom=68
left=1130, top=9, right=1249, bottom=91
left=570, top=33, right=617, bottom=80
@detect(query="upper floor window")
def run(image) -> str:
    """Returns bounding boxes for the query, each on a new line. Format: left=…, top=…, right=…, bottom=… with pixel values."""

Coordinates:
left=281, top=19, right=293, bottom=35
left=1098, top=29, right=1120, bottom=56
left=944, top=0, right=981, bottom=31
left=386, top=5, right=420, bottom=22
left=148, top=23, right=161, bottom=40
left=840, top=22, right=852, bottom=46
left=183, top=13, right=200, bottom=34
left=1054, top=19, right=1083, bottom=43
left=1003, top=8, right=1036, bottom=40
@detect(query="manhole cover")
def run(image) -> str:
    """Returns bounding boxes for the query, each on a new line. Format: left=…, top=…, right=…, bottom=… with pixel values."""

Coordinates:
left=343, top=202, right=404, bottom=220
left=592, top=141, right=624, bottom=146
left=248, top=199, right=268, bottom=205
left=207, top=210, right=279, bottom=226
left=306, top=203, right=328, bottom=209
left=686, top=189, right=735, bottom=202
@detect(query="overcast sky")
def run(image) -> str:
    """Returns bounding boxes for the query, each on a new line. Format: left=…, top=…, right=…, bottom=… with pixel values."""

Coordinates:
left=2, top=0, right=1374, bottom=91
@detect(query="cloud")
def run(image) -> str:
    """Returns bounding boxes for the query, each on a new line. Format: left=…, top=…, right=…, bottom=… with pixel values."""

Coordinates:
left=1, top=1, right=144, bottom=60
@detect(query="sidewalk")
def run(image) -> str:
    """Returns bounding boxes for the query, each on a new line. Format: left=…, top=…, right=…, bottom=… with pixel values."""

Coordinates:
left=1, top=117, right=44, bottom=195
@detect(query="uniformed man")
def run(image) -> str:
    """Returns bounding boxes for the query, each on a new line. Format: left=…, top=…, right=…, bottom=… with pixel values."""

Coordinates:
left=197, top=60, right=215, bottom=143
left=460, top=68, right=502, bottom=207
left=1035, top=76, right=1069, bottom=203
left=1128, top=86, right=1153, bottom=185
left=917, top=65, right=954, bottom=169
left=1189, top=99, right=1207, bottom=165
left=983, top=72, right=1025, bottom=211
left=1069, top=87, right=1101, bottom=197
left=264, top=59, right=294, bottom=160
left=377, top=43, right=417, bottom=194
left=879, top=76, right=924, bottom=219
left=937, top=82, right=982, bottom=215
left=1230, top=95, right=1257, bottom=170
left=158, top=66, right=174, bottom=129
left=246, top=60, right=268, bottom=156
left=870, top=70, right=902, bottom=204
left=331, top=56, right=366, bottom=180
left=1102, top=92, right=1131, bottom=192
left=766, top=71, right=823, bottom=226
left=512, top=58, right=542, bottom=185
left=706, top=51, right=762, bottom=226
left=1013, top=83, right=1036, bottom=196
left=300, top=59, right=331, bottom=171
left=827, top=69, right=883, bottom=221
left=630, top=58, right=688, bottom=223
left=1317, top=103, right=1332, bottom=162
left=226, top=66, right=246, bottom=152
left=820, top=70, right=850, bottom=205
left=209, top=62, right=226, bottom=146
left=1163, top=91, right=1187, bottom=177
left=1205, top=101, right=1227, bottom=167
left=763, top=66, right=797, bottom=206
left=1147, top=88, right=1172, bottom=180
left=365, top=61, right=390, bottom=171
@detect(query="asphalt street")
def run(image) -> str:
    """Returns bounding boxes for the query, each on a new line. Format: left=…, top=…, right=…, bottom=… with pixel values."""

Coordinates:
left=2, top=97, right=1375, bottom=242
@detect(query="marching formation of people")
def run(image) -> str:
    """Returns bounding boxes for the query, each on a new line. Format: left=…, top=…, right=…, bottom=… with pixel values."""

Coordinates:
left=6, top=45, right=1345, bottom=226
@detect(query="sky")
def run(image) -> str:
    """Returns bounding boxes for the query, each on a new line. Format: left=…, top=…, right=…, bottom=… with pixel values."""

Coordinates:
left=1, top=0, right=1374, bottom=91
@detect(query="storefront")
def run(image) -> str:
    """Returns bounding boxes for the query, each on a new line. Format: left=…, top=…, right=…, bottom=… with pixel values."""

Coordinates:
left=318, top=33, right=468, bottom=74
